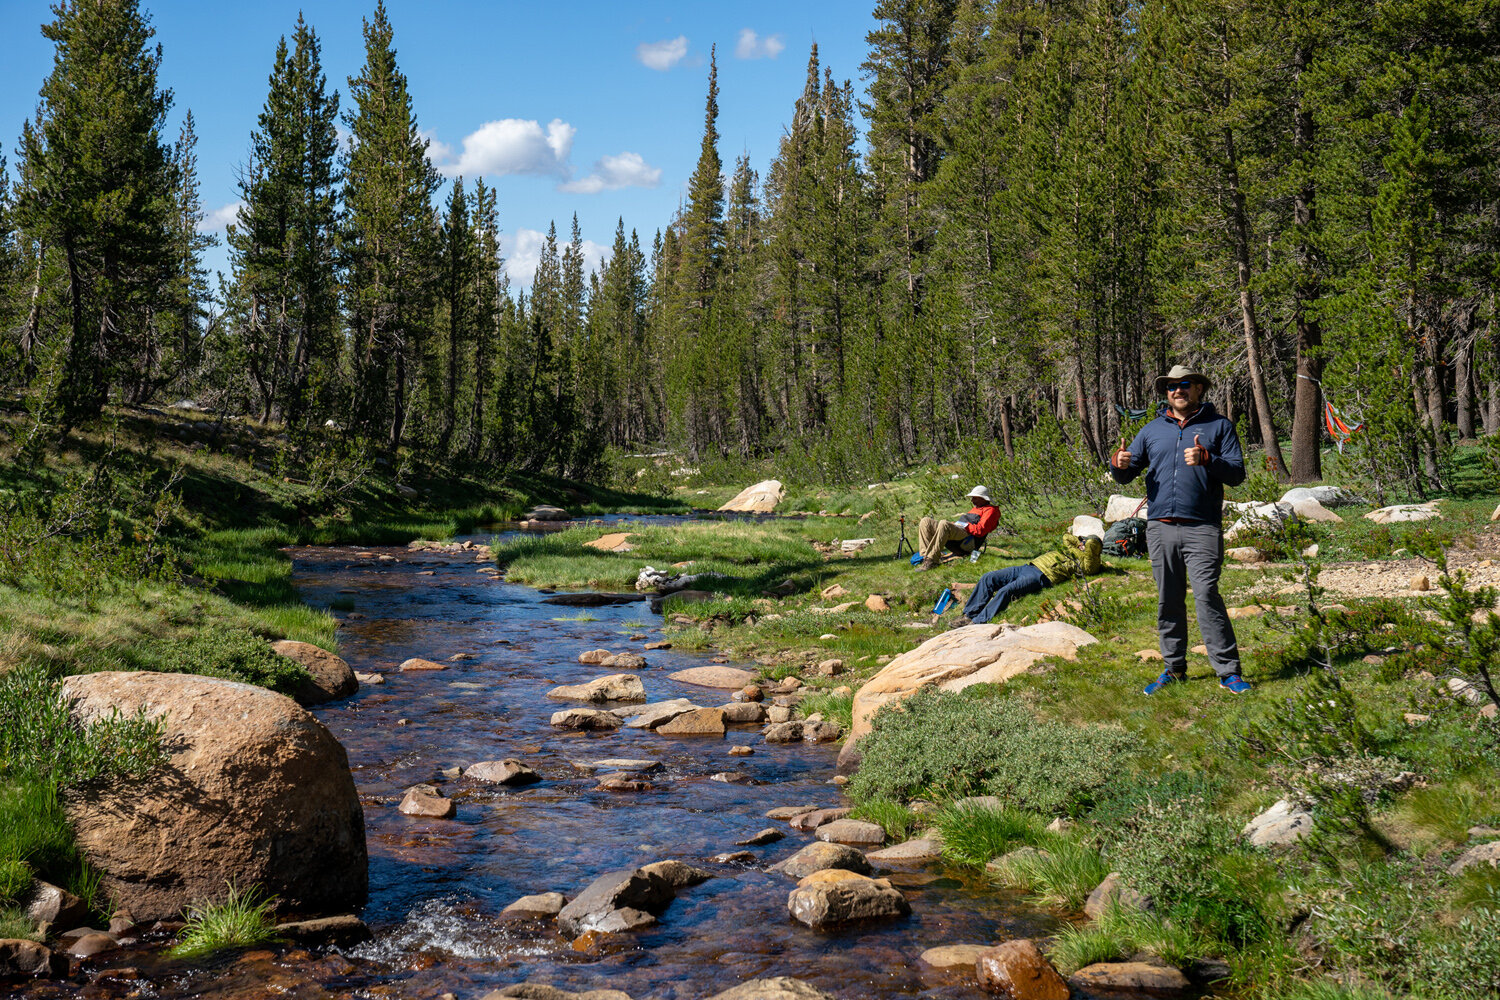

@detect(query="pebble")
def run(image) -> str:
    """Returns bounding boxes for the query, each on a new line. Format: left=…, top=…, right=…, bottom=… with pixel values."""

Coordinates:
left=729, top=746, right=754, bottom=756
left=711, top=851, right=757, bottom=864
left=734, top=828, right=785, bottom=846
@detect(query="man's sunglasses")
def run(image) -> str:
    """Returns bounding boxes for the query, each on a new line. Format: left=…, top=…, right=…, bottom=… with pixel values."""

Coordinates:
left=1165, top=380, right=1198, bottom=392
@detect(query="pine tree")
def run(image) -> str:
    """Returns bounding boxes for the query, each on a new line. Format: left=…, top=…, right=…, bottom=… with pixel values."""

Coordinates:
left=342, top=0, right=438, bottom=452
left=466, top=178, right=503, bottom=456
left=437, top=176, right=472, bottom=454
left=227, top=13, right=339, bottom=427
left=15, top=0, right=176, bottom=428
left=669, top=46, right=728, bottom=456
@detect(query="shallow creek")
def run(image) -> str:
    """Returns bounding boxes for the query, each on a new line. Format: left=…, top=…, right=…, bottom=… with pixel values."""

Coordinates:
left=25, top=522, right=1177, bottom=1000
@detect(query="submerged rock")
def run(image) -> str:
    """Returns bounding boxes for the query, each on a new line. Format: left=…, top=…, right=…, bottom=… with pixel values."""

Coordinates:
left=399, top=785, right=456, bottom=819
left=550, top=708, right=623, bottom=730
left=555, top=868, right=676, bottom=937
left=501, top=892, right=568, bottom=918
left=273, top=915, right=371, bottom=947
left=639, top=860, right=713, bottom=888
left=786, top=869, right=909, bottom=928
left=484, top=985, right=633, bottom=1000
left=1070, top=961, right=1191, bottom=991
left=705, top=979, right=836, bottom=1000
left=466, top=759, right=542, bottom=786
left=975, top=939, right=1069, bottom=1000
left=920, top=943, right=992, bottom=969
left=771, top=842, right=871, bottom=879
left=546, top=674, right=646, bottom=703
left=0, top=939, right=67, bottom=978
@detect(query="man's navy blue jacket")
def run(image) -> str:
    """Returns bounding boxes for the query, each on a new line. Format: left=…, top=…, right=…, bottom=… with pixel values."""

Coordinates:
left=1109, top=402, right=1246, bottom=526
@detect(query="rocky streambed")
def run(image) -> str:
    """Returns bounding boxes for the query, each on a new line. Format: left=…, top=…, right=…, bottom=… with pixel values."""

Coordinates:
left=14, top=525, right=1182, bottom=1000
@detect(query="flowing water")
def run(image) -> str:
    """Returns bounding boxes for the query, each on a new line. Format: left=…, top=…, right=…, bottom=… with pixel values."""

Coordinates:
left=21, top=522, right=1179, bottom=1000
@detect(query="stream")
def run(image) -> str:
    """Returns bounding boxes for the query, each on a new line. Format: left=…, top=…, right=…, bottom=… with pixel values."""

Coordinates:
left=24, top=521, right=1176, bottom=1000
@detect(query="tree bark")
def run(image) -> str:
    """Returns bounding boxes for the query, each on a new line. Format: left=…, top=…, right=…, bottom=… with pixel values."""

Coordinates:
left=999, top=394, right=1014, bottom=458
left=1455, top=318, right=1476, bottom=440
left=1288, top=42, right=1324, bottom=482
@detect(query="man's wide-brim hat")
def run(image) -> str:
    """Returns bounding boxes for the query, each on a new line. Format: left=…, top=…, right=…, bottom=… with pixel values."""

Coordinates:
left=967, top=485, right=992, bottom=502
left=1154, top=365, right=1213, bottom=394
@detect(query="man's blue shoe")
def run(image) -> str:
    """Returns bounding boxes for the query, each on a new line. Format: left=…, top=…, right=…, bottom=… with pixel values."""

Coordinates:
left=1143, top=670, right=1184, bottom=695
left=1220, top=674, right=1253, bottom=694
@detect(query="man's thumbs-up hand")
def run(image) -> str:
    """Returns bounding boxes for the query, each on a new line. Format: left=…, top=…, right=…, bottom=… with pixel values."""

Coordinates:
left=1184, top=433, right=1209, bottom=466
left=1111, top=435, right=1133, bottom=470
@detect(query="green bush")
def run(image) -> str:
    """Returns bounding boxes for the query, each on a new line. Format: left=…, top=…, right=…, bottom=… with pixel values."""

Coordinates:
left=847, top=687, right=1142, bottom=816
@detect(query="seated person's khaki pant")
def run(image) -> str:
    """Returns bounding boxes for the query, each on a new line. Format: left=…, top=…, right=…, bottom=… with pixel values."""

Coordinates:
left=918, top=516, right=970, bottom=561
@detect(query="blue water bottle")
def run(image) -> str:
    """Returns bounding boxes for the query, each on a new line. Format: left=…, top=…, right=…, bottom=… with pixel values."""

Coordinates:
left=932, top=588, right=954, bottom=615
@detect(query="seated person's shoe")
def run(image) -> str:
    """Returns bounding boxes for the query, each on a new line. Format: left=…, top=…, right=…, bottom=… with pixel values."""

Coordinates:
left=1143, top=670, right=1184, bottom=695
left=948, top=615, right=972, bottom=629
left=913, top=558, right=938, bottom=572
left=1220, top=674, right=1252, bottom=694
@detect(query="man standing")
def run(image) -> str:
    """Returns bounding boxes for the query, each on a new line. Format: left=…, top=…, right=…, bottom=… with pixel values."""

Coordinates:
left=914, top=486, right=999, bottom=571
left=1110, top=365, right=1252, bottom=694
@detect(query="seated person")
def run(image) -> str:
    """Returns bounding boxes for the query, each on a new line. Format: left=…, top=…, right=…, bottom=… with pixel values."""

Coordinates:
left=951, top=532, right=1104, bottom=626
left=914, top=485, right=999, bottom=571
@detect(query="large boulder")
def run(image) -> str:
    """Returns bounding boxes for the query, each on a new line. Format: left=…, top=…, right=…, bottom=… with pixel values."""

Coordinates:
left=786, top=869, right=909, bottom=928
left=59, top=671, right=366, bottom=921
left=622, top=699, right=702, bottom=729
left=1365, top=501, right=1442, bottom=524
left=1069, top=515, right=1105, bottom=540
left=719, top=480, right=785, bottom=513
left=556, top=868, right=676, bottom=936
left=839, top=622, right=1098, bottom=771
left=1242, top=799, right=1314, bottom=848
left=1280, top=485, right=1364, bottom=508
left=1223, top=502, right=1297, bottom=543
left=270, top=640, right=358, bottom=705
left=466, top=759, right=542, bottom=786
left=1104, top=494, right=1148, bottom=523
left=546, top=674, right=646, bottom=703
left=1288, top=498, right=1343, bottom=524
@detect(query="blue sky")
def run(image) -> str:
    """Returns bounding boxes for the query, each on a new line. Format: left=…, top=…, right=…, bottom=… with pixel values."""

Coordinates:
left=0, top=0, right=877, bottom=287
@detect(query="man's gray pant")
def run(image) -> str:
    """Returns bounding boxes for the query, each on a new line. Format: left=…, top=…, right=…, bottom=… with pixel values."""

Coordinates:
left=1145, top=519, right=1240, bottom=679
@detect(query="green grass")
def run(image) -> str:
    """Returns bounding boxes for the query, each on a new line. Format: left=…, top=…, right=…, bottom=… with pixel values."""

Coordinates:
left=797, top=691, right=854, bottom=729
left=935, top=803, right=1049, bottom=868
left=850, top=797, right=920, bottom=841
left=171, top=883, right=277, bottom=958
left=989, top=837, right=1111, bottom=910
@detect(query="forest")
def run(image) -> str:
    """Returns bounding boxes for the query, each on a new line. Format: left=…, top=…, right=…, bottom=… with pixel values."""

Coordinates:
left=1, top=0, right=1497, bottom=494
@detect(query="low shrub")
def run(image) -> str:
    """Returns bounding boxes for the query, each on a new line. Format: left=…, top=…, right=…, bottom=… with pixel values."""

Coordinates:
left=155, top=626, right=313, bottom=695
left=1409, top=905, right=1500, bottom=1000
left=936, top=803, right=1047, bottom=867
left=847, top=687, right=1142, bottom=816
left=1105, top=794, right=1278, bottom=945
left=172, top=883, right=277, bottom=958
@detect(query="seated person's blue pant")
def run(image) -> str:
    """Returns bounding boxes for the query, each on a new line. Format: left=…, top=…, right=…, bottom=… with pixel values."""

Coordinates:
left=962, top=564, right=1050, bottom=624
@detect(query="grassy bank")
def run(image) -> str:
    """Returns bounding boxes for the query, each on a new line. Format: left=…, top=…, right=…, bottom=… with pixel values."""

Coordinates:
left=0, top=405, right=682, bottom=937
left=497, top=487, right=1500, bottom=999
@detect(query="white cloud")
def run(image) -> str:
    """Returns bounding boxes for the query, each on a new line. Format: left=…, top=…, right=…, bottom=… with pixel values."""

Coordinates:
left=199, top=200, right=244, bottom=232
left=637, top=35, right=688, bottom=71
left=419, top=127, right=454, bottom=165
left=559, top=151, right=662, bottom=194
left=735, top=28, right=785, bottom=60
left=502, top=228, right=611, bottom=288
left=438, top=118, right=576, bottom=179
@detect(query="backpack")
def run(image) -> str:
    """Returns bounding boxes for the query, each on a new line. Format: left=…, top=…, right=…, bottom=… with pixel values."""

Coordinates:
left=1103, top=517, right=1148, bottom=558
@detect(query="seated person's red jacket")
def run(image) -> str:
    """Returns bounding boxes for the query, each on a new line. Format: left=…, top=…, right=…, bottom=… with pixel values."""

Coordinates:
left=959, top=504, right=1000, bottom=540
